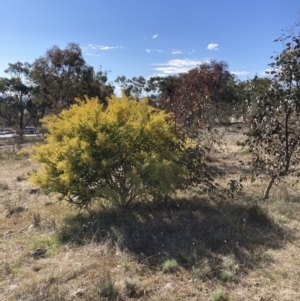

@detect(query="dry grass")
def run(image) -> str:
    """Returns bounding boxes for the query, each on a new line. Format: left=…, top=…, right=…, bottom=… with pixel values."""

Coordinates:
left=0, top=128, right=300, bottom=300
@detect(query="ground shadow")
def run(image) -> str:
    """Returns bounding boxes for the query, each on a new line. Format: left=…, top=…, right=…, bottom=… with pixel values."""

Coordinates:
left=57, top=195, right=292, bottom=279
left=207, top=153, right=254, bottom=178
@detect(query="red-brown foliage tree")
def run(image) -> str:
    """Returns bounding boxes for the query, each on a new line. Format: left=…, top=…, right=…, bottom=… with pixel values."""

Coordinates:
left=159, top=60, right=236, bottom=134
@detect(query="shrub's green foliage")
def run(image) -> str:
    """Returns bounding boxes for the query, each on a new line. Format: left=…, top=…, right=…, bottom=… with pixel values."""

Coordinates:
left=31, top=96, right=208, bottom=210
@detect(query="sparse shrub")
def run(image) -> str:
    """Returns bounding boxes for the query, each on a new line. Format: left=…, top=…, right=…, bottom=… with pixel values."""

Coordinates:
left=162, top=259, right=178, bottom=273
left=197, top=128, right=224, bottom=161
left=211, top=290, right=230, bottom=301
left=31, top=96, right=209, bottom=210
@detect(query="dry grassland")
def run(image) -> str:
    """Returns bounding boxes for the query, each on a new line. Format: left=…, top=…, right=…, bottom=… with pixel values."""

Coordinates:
left=0, top=127, right=300, bottom=300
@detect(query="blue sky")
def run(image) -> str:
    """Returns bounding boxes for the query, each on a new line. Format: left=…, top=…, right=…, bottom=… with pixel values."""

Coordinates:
left=1, top=0, right=299, bottom=89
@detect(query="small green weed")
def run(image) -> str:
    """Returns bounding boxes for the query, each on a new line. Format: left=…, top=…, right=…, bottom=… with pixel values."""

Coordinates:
left=220, top=270, right=235, bottom=282
left=211, top=290, right=230, bottom=301
left=29, top=236, right=60, bottom=256
left=162, top=259, right=178, bottom=273
left=192, top=266, right=203, bottom=280
left=263, top=250, right=275, bottom=263
left=121, top=260, right=130, bottom=270
left=219, top=254, right=237, bottom=282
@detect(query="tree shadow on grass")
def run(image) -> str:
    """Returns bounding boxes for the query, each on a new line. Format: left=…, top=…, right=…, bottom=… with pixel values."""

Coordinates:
left=208, top=156, right=253, bottom=178
left=57, top=195, right=292, bottom=279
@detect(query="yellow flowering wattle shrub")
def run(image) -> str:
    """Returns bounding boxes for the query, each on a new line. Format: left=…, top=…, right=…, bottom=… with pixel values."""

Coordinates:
left=31, top=96, right=208, bottom=210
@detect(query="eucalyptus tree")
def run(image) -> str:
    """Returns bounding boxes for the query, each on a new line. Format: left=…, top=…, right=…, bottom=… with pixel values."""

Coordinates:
left=233, top=76, right=273, bottom=123
left=30, top=43, right=113, bottom=115
left=146, top=75, right=179, bottom=105
left=115, top=75, right=147, bottom=101
left=245, top=27, right=300, bottom=199
left=0, top=62, right=38, bottom=130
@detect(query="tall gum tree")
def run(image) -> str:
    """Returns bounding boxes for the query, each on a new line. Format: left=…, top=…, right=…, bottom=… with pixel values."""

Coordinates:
left=0, top=62, right=38, bottom=130
left=30, top=43, right=113, bottom=115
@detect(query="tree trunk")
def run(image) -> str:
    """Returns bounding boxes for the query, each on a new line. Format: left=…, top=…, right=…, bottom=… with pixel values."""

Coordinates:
left=19, top=107, right=24, bottom=130
left=263, top=175, right=277, bottom=200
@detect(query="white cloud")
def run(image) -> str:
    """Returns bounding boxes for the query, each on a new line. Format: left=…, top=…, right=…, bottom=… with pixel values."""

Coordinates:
left=146, top=73, right=170, bottom=78
left=230, top=71, right=250, bottom=76
left=84, top=53, right=100, bottom=57
left=87, top=44, right=123, bottom=50
left=152, top=58, right=208, bottom=75
left=207, top=43, right=219, bottom=50
left=171, top=50, right=182, bottom=55
left=152, top=34, right=159, bottom=39
left=114, top=86, right=122, bottom=97
left=101, top=46, right=122, bottom=50
left=145, top=49, right=163, bottom=53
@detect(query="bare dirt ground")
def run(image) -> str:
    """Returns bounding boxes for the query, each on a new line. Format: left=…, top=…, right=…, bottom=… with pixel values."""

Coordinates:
left=0, top=128, right=300, bottom=301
